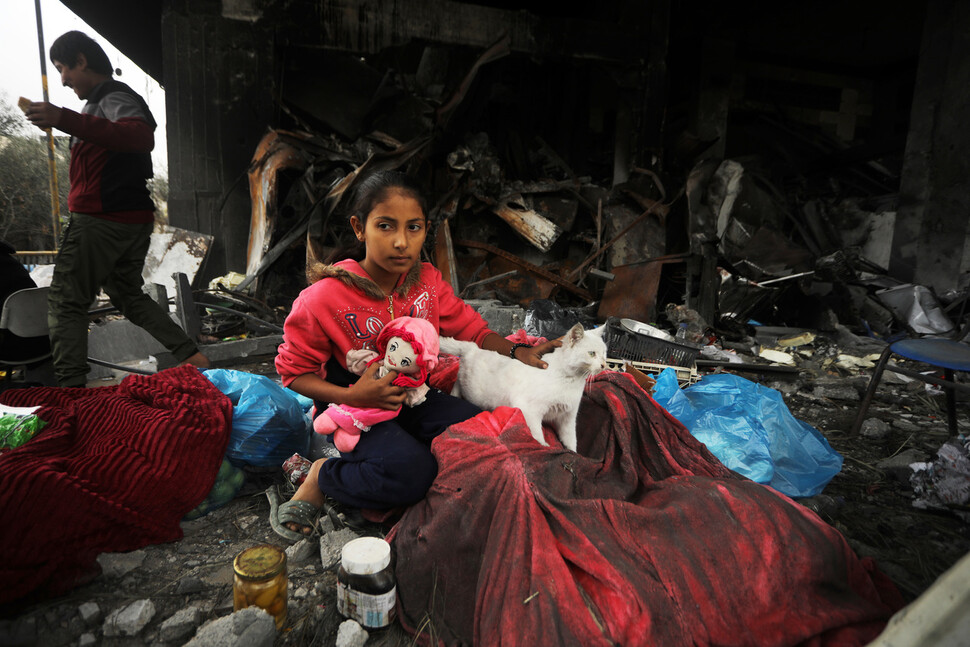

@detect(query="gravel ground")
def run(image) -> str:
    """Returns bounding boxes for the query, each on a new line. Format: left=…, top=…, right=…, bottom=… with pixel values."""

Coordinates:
left=2, top=342, right=968, bottom=646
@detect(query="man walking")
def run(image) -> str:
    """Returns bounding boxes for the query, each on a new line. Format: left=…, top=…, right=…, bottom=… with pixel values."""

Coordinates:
left=25, top=31, right=207, bottom=386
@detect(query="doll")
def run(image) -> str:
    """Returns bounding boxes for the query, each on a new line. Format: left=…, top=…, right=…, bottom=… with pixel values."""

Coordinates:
left=314, top=316, right=440, bottom=452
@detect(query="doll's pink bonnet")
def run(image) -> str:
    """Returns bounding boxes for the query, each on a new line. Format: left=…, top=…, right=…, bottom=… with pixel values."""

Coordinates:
left=376, top=316, right=440, bottom=383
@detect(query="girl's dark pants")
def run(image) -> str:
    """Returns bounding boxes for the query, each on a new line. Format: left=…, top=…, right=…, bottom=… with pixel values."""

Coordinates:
left=314, top=358, right=481, bottom=510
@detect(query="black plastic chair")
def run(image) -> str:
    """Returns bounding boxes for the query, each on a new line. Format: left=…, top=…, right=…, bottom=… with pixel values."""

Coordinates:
left=852, top=298, right=970, bottom=436
left=0, top=286, right=54, bottom=385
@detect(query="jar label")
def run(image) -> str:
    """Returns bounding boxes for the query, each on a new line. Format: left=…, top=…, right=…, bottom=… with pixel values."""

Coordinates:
left=336, top=581, right=397, bottom=628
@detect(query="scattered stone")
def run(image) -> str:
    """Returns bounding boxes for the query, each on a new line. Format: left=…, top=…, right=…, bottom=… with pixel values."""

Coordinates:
left=159, top=607, right=203, bottom=643
left=237, top=514, right=260, bottom=530
left=319, top=515, right=336, bottom=534
left=812, top=384, right=860, bottom=401
left=78, top=633, right=97, bottom=647
left=65, top=614, right=85, bottom=639
left=860, top=418, right=891, bottom=440
left=292, top=586, right=308, bottom=599
left=893, top=418, right=922, bottom=433
left=336, top=619, right=370, bottom=647
left=286, top=538, right=318, bottom=565
left=184, top=607, right=275, bottom=647
left=78, top=602, right=101, bottom=625
left=320, top=528, right=359, bottom=569
left=177, top=575, right=205, bottom=594
left=97, top=550, right=147, bottom=578
left=103, top=599, right=156, bottom=637
left=846, top=375, right=871, bottom=391
left=877, top=448, right=930, bottom=483
left=202, top=565, right=234, bottom=588
left=881, top=370, right=911, bottom=385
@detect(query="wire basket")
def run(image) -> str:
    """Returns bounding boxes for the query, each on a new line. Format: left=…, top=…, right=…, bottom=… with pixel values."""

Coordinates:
left=603, top=317, right=701, bottom=368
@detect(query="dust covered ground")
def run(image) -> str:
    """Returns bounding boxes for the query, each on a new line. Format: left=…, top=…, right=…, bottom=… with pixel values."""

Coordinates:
left=2, top=343, right=968, bottom=646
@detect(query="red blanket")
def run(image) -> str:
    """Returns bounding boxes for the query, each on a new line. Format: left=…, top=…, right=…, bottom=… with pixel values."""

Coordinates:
left=0, top=366, right=232, bottom=608
left=389, top=371, right=904, bottom=646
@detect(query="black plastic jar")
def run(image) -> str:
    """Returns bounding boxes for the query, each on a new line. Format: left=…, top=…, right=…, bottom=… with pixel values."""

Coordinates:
left=336, top=537, right=396, bottom=628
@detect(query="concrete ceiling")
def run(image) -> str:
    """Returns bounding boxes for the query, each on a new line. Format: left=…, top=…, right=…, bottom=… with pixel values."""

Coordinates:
left=59, top=0, right=164, bottom=82
left=60, top=0, right=927, bottom=86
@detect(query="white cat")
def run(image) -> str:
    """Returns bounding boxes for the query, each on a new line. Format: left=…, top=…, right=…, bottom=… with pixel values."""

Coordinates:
left=438, top=323, right=609, bottom=451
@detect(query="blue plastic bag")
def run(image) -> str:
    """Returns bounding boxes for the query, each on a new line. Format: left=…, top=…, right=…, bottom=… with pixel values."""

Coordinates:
left=652, top=369, right=842, bottom=498
left=204, top=369, right=311, bottom=468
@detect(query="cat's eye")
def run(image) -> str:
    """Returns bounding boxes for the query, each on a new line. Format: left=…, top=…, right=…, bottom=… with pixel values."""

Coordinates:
left=588, top=351, right=595, bottom=357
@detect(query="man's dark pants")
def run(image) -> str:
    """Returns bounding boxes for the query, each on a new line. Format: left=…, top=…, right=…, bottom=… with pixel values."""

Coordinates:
left=48, top=213, right=197, bottom=387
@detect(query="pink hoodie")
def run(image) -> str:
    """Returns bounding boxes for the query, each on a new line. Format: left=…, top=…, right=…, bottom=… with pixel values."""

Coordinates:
left=275, top=259, right=493, bottom=387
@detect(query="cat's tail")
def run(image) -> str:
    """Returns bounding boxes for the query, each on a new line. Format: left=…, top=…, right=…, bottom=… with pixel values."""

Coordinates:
left=438, top=336, right=478, bottom=357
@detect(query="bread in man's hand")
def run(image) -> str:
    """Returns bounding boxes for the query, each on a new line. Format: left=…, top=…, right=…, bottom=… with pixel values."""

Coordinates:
left=18, top=97, right=32, bottom=113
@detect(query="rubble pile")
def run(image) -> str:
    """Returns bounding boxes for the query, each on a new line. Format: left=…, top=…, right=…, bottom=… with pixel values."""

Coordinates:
left=239, top=28, right=965, bottom=370
left=4, top=14, right=970, bottom=647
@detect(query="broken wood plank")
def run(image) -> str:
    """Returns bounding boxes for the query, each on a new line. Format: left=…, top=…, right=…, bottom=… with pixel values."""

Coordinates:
left=491, top=196, right=563, bottom=253
left=434, top=218, right=459, bottom=291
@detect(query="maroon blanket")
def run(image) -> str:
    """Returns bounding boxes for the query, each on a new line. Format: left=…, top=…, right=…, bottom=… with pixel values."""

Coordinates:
left=0, top=366, right=232, bottom=607
left=390, top=371, right=904, bottom=646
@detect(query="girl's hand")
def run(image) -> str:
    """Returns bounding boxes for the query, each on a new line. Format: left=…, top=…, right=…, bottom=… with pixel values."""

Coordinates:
left=348, top=361, right=407, bottom=410
left=513, top=338, right=562, bottom=369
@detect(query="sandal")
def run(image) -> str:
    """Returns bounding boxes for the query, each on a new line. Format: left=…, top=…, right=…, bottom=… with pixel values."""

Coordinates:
left=266, top=486, right=320, bottom=542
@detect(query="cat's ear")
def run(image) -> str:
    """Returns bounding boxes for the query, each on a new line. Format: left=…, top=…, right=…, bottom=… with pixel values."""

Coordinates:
left=588, top=324, right=607, bottom=338
left=564, top=323, right=585, bottom=346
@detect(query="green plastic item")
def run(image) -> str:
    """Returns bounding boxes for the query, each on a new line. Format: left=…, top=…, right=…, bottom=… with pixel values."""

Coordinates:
left=184, top=458, right=246, bottom=520
left=0, top=412, right=47, bottom=450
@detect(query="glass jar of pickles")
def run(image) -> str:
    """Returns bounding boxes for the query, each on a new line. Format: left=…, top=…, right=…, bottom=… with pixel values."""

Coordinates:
left=233, top=544, right=288, bottom=629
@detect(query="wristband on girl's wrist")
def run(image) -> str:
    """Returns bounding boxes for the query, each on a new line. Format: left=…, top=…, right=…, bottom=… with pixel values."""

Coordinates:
left=509, top=342, right=532, bottom=359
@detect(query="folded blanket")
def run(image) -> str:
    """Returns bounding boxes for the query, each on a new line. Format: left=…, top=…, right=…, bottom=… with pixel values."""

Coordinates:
left=0, top=366, right=233, bottom=607
left=389, top=371, right=904, bottom=646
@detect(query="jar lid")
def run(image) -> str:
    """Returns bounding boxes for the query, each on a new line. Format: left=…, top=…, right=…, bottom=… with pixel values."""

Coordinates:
left=234, top=544, right=286, bottom=580
left=341, top=537, right=391, bottom=574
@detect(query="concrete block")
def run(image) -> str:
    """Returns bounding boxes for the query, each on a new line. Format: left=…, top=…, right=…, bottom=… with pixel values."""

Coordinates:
left=103, top=599, right=156, bottom=637
left=464, top=299, right=525, bottom=336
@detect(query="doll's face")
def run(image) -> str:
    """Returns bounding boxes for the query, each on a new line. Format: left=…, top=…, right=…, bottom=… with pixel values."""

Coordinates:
left=384, top=336, right=420, bottom=374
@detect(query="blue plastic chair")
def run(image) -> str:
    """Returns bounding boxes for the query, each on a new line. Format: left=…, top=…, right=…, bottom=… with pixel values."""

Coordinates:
left=852, top=310, right=970, bottom=436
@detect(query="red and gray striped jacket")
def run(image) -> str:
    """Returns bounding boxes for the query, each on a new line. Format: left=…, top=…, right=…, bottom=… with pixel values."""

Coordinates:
left=57, top=79, right=156, bottom=223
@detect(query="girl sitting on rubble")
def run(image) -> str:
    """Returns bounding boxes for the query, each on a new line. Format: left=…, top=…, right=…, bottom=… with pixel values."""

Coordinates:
left=271, top=170, right=559, bottom=538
